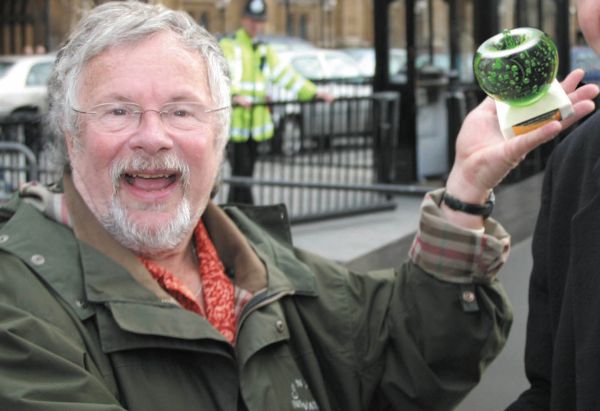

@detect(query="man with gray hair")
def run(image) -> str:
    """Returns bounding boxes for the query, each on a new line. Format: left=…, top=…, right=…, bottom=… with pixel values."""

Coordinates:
left=0, top=1, right=597, bottom=410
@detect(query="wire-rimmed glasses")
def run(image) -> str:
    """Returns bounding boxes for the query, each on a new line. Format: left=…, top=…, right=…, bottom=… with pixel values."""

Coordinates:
left=72, top=102, right=230, bottom=133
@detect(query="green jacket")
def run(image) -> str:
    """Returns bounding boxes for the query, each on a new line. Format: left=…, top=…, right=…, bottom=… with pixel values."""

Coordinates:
left=220, top=29, right=317, bottom=142
left=0, top=189, right=511, bottom=410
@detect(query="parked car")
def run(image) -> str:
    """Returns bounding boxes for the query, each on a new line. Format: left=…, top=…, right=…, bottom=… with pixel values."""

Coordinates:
left=343, top=47, right=407, bottom=80
left=0, top=54, right=55, bottom=154
left=570, top=46, right=600, bottom=85
left=257, top=34, right=316, bottom=53
left=270, top=48, right=370, bottom=102
left=268, top=48, right=372, bottom=155
left=0, top=54, right=55, bottom=122
left=343, top=47, right=476, bottom=83
left=277, top=48, right=364, bottom=82
left=415, top=51, right=474, bottom=82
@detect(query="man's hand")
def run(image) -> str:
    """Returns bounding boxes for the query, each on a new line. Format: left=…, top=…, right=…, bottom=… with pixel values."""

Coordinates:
left=443, top=69, right=599, bottom=229
left=232, top=95, right=252, bottom=108
left=316, top=91, right=335, bottom=103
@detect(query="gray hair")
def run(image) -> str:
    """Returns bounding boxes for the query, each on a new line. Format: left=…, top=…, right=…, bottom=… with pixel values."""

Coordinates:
left=46, top=0, right=231, bottom=170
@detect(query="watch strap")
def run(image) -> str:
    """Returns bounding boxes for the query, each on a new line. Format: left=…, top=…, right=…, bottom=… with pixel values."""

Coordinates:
left=442, top=190, right=495, bottom=219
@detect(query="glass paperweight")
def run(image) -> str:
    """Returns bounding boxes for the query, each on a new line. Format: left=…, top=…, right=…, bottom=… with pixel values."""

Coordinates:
left=473, top=27, right=573, bottom=138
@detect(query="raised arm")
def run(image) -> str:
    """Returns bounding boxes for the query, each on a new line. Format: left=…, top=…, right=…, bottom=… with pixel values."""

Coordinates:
left=443, top=69, right=598, bottom=230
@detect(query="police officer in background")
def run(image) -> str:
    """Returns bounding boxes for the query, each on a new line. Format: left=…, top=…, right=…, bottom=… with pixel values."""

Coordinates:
left=220, top=0, right=332, bottom=204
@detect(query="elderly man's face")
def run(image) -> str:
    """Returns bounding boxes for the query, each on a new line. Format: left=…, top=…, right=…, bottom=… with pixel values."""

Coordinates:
left=68, top=31, right=222, bottom=255
left=578, top=0, right=600, bottom=56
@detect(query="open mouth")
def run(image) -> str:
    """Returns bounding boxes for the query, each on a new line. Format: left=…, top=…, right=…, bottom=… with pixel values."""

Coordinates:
left=122, top=171, right=179, bottom=192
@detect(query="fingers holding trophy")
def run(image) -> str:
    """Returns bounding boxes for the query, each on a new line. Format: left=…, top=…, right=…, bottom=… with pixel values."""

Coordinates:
left=473, top=27, right=574, bottom=138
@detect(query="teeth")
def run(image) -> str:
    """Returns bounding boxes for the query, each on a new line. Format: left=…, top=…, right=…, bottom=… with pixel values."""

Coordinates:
left=126, top=173, right=171, bottom=179
left=123, top=173, right=174, bottom=186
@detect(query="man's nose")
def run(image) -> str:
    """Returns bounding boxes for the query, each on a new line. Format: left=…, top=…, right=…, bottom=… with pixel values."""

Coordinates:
left=128, top=110, right=174, bottom=153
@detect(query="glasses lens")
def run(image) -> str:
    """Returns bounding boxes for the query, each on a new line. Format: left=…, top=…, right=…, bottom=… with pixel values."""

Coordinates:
left=80, top=102, right=224, bottom=133
left=164, top=102, right=217, bottom=130
left=94, top=103, right=136, bottom=132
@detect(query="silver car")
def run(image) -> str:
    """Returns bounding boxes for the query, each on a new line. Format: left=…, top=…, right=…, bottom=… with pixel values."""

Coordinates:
left=257, top=34, right=316, bottom=53
left=343, top=47, right=407, bottom=80
left=0, top=54, right=55, bottom=121
left=268, top=49, right=372, bottom=155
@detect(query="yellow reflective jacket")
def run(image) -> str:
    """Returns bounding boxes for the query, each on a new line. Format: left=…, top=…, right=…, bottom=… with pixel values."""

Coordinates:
left=220, top=29, right=317, bottom=142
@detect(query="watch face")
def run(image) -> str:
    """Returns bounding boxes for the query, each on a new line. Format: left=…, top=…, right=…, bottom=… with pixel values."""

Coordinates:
left=473, top=27, right=558, bottom=107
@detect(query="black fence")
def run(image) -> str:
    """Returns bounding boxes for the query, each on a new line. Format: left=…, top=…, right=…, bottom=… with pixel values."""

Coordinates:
left=0, top=119, right=59, bottom=201
left=214, top=88, right=437, bottom=222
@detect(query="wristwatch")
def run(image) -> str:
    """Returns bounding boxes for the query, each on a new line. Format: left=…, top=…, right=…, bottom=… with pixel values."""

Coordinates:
left=442, top=190, right=495, bottom=219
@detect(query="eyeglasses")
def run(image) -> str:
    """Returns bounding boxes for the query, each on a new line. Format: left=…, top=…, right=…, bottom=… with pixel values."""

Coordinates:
left=72, top=102, right=230, bottom=133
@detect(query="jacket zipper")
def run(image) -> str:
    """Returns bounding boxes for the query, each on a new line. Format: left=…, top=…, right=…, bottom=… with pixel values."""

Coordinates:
left=236, top=289, right=295, bottom=341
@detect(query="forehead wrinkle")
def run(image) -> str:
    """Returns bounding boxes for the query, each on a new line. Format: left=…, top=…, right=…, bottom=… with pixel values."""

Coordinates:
left=78, top=32, right=212, bottom=108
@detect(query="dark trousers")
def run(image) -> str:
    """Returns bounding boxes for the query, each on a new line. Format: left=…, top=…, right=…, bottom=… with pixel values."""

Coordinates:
left=227, top=139, right=257, bottom=204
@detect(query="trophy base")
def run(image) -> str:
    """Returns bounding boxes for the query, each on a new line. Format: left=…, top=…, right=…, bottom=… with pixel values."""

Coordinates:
left=496, top=79, right=574, bottom=139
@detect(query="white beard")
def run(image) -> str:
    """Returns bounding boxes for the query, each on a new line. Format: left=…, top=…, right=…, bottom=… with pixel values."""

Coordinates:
left=97, top=153, right=197, bottom=255
left=100, top=195, right=194, bottom=255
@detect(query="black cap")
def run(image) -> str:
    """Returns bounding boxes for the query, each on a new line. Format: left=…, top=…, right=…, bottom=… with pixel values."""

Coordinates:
left=243, top=0, right=267, bottom=21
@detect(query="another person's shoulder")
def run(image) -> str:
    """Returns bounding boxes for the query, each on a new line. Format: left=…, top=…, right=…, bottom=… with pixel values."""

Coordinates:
left=218, top=34, right=233, bottom=47
left=554, top=109, right=600, bottom=164
left=544, top=109, right=600, bottom=202
left=543, top=109, right=600, bottom=186
left=218, top=31, right=239, bottom=47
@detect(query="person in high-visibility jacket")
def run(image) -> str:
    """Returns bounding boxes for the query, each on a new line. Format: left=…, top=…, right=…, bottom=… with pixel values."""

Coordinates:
left=219, top=0, right=332, bottom=204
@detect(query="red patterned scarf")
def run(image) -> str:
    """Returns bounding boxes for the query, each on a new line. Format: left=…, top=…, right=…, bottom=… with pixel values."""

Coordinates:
left=140, top=221, right=236, bottom=344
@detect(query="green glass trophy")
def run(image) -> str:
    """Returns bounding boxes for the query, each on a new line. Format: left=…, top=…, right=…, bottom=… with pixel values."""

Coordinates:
left=473, top=27, right=573, bottom=138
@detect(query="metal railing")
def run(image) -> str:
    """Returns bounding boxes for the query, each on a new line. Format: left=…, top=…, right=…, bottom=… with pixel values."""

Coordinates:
left=0, top=120, right=59, bottom=201
left=0, top=142, right=38, bottom=201
left=214, top=89, right=420, bottom=222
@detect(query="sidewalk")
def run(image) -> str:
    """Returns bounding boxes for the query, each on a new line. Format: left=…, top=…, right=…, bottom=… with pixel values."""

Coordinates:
left=290, top=194, right=423, bottom=264
left=291, top=172, right=543, bottom=269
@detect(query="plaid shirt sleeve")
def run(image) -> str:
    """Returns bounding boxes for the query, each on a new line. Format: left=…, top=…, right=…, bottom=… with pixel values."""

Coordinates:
left=409, top=188, right=511, bottom=284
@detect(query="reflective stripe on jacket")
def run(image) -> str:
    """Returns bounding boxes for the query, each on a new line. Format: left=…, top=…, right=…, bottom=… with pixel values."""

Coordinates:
left=220, top=29, right=317, bottom=142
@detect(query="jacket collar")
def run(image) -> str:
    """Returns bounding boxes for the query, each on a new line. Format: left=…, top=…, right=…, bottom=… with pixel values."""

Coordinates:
left=0, top=174, right=317, bottom=314
left=1, top=174, right=318, bottom=349
left=63, top=174, right=177, bottom=305
left=0, top=197, right=96, bottom=320
left=221, top=204, right=317, bottom=297
left=235, top=28, right=254, bottom=46
left=61, top=174, right=315, bottom=298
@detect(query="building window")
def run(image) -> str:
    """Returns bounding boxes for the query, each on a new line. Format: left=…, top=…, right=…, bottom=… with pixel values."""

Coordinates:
left=199, top=12, right=210, bottom=31
left=299, top=14, right=308, bottom=40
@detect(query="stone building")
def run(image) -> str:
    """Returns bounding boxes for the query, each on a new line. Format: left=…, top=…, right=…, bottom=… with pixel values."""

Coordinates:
left=0, top=0, right=584, bottom=60
left=0, top=0, right=374, bottom=54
